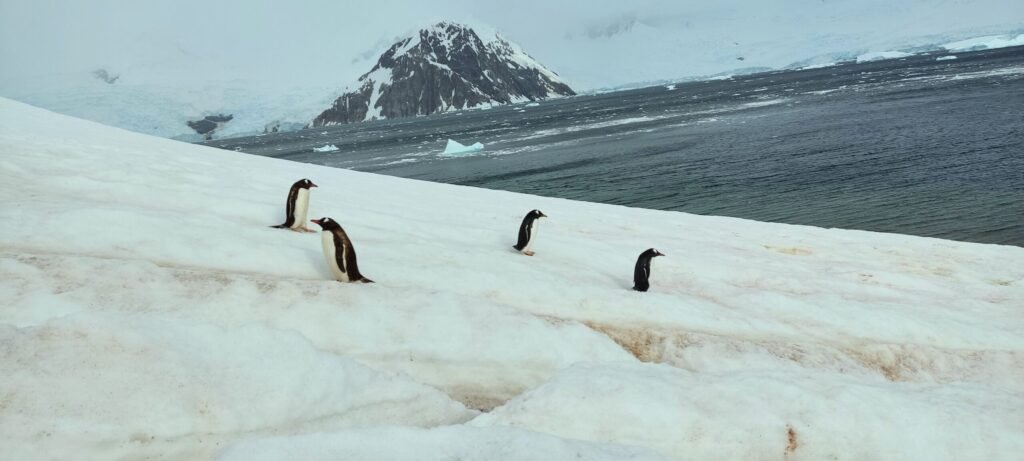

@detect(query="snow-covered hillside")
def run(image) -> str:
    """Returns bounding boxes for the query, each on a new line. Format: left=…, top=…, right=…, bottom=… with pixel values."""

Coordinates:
left=1, top=98, right=1022, bottom=460
left=4, top=80, right=338, bottom=141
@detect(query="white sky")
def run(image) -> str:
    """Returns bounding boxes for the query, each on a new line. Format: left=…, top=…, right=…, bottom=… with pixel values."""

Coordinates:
left=1, top=0, right=1021, bottom=91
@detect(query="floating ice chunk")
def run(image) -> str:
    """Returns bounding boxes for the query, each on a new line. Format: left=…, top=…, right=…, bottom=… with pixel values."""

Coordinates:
left=442, top=139, right=484, bottom=156
left=313, top=144, right=338, bottom=152
left=936, top=55, right=958, bottom=61
left=665, top=84, right=677, bottom=90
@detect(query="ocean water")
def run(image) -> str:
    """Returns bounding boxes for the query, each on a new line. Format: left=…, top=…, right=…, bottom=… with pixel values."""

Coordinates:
left=208, top=46, right=1024, bottom=246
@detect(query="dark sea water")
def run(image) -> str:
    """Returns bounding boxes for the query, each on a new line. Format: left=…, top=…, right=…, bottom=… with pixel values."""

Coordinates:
left=207, top=46, right=1024, bottom=246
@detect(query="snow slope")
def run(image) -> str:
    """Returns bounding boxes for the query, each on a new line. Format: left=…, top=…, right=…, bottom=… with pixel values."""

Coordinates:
left=1, top=98, right=1023, bottom=460
left=4, top=80, right=340, bottom=141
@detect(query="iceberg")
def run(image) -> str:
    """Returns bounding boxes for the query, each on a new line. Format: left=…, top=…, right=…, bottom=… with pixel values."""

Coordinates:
left=441, top=139, right=484, bottom=156
left=313, top=144, right=338, bottom=152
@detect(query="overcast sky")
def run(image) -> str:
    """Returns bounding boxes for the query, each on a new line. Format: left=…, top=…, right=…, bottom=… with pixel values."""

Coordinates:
left=1, top=0, right=1021, bottom=91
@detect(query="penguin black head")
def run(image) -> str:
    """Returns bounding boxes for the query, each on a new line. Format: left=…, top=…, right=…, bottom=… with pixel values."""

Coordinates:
left=311, top=217, right=340, bottom=230
left=643, top=248, right=666, bottom=258
left=529, top=209, right=547, bottom=219
left=297, top=178, right=318, bottom=189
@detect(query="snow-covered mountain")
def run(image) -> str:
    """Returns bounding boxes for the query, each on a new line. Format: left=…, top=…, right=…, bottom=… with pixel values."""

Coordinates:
left=3, top=98, right=1023, bottom=459
left=312, top=22, right=575, bottom=126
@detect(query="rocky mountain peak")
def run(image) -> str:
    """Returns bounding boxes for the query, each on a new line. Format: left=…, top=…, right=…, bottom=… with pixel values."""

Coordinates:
left=312, top=22, right=574, bottom=126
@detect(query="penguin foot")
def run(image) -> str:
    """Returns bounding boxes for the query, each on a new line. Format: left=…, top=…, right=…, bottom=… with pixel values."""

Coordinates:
left=523, top=251, right=535, bottom=256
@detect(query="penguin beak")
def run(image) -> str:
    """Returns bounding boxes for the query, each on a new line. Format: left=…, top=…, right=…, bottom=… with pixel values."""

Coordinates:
left=540, top=212, right=548, bottom=218
left=310, top=218, right=323, bottom=225
left=309, top=181, right=318, bottom=188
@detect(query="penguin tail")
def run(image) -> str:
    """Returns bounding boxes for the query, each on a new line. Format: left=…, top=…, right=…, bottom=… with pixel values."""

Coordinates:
left=270, top=224, right=288, bottom=229
left=360, top=277, right=375, bottom=284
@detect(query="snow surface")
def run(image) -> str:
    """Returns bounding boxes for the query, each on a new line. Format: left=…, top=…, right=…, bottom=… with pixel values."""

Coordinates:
left=441, top=138, right=485, bottom=156
left=2, top=97, right=1023, bottom=460
left=473, top=362, right=1024, bottom=460
left=219, top=426, right=668, bottom=461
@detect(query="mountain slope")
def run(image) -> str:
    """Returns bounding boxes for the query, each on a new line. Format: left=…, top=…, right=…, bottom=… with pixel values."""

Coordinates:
left=312, top=22, right=575, bottom=126
left=1, top=98, right=1022, bottom=460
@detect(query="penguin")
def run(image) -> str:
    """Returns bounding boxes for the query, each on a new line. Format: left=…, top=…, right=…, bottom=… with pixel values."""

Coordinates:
left=633, top=248, right=665, bottom=292
left=513, top=209, right=547, bottom=256
left=310, top=217, right=374, bottom=283
left=271, top=178, right=317, bottom=232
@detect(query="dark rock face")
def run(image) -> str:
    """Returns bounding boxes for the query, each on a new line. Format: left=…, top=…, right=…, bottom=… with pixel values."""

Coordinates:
left=187, top=114, right=233, bottom=140
left=313, top=22, right=575, bottom=126
left=92, top=69, right=119, bottom=84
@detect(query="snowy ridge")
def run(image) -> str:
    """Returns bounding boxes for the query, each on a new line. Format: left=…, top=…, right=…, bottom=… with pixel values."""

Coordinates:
left=1, top=98, right=1023, bottom=460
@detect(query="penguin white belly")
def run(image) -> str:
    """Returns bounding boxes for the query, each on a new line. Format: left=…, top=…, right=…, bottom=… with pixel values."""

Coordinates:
left=292, top=189, right=310, bottom=228
left=523, top=221, right=537, bottom=253
left=321, top=231, right=350, bottom=282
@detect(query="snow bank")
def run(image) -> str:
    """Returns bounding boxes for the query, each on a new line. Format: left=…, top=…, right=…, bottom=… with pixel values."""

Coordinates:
left=474, top=362, right=1024, bottom=460
left=0, top=251, right=635, bottom=410
left=1, top=97, right=1023, bottom=460
left=218, top=426, right=668, bottom=461
left=0, top=315, right=473, bottom=460
left=441, top=138, right=485, bottom=156
left=856, top=50, right=914, bottom=63
left=312, top=143, right=339, bottom=152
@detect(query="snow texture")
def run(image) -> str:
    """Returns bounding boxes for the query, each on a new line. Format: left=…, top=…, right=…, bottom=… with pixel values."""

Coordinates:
left=1, top=98, right=1023, bottom=460
left=219, top=426, right=668, bottom=461
left=473, top=362, right=1024, bottom=460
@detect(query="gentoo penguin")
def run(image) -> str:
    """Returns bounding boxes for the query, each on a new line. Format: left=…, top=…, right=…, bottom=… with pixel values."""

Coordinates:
left=310, top=217, right=374, bottom=283
left=271, top=178, right=317, bottom=232
left=633, top=248, right=665, bottom=292
left=513, top=209, right=547, bottom=256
